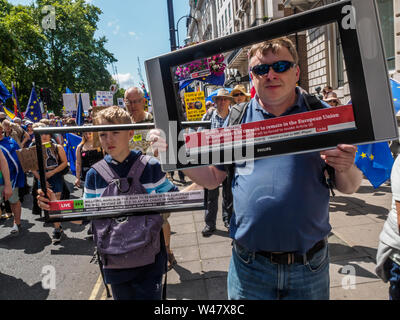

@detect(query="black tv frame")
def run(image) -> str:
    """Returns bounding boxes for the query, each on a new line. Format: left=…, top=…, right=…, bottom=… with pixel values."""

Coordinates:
left=145, top=0, right=398, bottom=171
left=33, top=123, right=208, bottom=223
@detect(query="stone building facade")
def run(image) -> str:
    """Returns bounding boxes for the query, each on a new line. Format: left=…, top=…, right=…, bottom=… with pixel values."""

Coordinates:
left=186, top=0, right=396, bottom=102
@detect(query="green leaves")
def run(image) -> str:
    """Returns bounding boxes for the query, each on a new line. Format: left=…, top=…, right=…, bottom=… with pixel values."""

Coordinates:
left=0, top=0, right=116, bottom=115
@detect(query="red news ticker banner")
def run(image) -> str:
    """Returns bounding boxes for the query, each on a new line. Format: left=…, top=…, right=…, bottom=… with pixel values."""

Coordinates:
left=184, top=104, right=355, bottom=154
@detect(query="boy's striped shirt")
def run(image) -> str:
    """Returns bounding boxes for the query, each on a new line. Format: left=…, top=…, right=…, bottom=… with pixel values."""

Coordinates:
left=84, top=150, right=178, bottom=198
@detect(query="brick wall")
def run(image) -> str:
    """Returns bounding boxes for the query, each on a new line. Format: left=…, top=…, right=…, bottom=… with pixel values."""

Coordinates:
left=306, top=27, right=328, bottom=95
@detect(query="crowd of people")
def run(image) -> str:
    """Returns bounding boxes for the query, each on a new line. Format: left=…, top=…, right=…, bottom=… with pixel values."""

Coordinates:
left=1, top=36, right=399, bottom=301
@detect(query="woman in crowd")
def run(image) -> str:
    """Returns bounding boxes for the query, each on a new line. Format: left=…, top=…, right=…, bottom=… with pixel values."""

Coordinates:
left=32, top=123, right=68, bottom=244
left=230, top=84, right=251, bottom=105
left=323, top=92, right=342, bottom=107
left=24, top=122, right=34, bottom=148
left=74, top=131, right=104, bottom=190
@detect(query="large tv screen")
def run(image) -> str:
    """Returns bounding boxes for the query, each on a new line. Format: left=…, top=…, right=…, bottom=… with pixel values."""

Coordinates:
left=32, top=124, right=207, bottom=223
left=145, top=0, right=398, bottom=171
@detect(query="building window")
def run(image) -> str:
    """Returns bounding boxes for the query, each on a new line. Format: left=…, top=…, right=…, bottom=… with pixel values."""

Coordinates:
left=228, top=3, right=231, bottom=20
left=377, top=0, right=394, bottom=70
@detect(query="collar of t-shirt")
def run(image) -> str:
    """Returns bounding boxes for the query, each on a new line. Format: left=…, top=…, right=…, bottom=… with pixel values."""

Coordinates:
left=134, top=111, right=153, bottom=123
left=105, top=150, right=141, bottom=177
left=253, top=87, right=307, bottom=119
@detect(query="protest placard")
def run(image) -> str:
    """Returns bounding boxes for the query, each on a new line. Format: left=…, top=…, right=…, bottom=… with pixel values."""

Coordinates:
left=184, top=91, right=206, bottom=121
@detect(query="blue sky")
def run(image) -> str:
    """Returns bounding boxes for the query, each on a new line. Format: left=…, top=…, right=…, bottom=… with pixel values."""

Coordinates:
left=8, top=0, right=190, bottom=89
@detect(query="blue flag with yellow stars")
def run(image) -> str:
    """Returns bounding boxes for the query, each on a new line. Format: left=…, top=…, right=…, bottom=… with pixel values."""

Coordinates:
left=355, top=142, right=394, bottom=188
left=76, top=93, right=85, bottom=126
left=390, top=78, right=400, bottom=113
left=64, top=133, right=82, bottom=176
left=25, top=86, right=42, bottom=122
left=0, top=79, right=11, bottom=102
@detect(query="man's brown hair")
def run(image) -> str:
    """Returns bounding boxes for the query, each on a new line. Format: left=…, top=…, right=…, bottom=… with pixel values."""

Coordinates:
left=248, top=37, right=299, bottom=64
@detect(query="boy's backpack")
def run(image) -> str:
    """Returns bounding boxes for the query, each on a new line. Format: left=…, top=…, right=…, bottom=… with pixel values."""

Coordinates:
left=91, top=155, right=163, bottom=270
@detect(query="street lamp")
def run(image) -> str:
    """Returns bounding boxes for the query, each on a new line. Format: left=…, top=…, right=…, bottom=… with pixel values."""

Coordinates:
left=176, top=15, right=199, bottom=48
left=283, top=0, right=323, bottom=12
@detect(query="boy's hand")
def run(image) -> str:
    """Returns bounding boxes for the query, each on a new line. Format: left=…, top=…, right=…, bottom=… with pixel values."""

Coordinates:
left=37, top=188, right=57, bottom=211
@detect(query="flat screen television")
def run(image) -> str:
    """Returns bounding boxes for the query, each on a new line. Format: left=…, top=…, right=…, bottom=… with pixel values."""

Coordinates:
left=145, top=0, right=398, bottom=171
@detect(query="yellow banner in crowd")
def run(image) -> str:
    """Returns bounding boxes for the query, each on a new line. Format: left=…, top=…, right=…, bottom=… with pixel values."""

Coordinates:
left=184, top=91, right=206, bottom=121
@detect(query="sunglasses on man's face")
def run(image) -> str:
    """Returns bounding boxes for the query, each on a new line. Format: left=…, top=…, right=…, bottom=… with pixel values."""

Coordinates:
left=250, top=60, right=295, bottom=76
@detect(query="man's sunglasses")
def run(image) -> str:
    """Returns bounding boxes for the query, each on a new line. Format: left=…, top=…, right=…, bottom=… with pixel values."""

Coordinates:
left=250, top=61, right=295, bottom=76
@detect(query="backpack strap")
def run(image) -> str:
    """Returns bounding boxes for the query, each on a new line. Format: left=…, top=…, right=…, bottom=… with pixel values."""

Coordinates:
left=126, top=154, right=151, bottom=182
left=227, top=102, right=250, bottom=126
left=92, top=159, right=120, bottom=184
left=300, top=90, right=336, bottom=196
left=303, top=93, right=324, bottom=111
left=297, top=86, right=324, bottom=112
left=224, top=102, right=250, bottom=176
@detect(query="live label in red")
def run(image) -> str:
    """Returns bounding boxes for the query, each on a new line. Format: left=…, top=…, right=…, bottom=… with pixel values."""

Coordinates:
left=49, top=201, right=74, bottom=211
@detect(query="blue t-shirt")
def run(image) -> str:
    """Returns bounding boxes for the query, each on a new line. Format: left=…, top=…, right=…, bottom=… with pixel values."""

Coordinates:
left=218, top=88, right=332, bottom=254
left=84, top=150, right=178, bottom=284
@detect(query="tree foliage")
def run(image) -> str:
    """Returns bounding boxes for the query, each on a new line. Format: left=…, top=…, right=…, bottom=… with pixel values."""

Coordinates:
left=0, top=0, right=117, bottom=115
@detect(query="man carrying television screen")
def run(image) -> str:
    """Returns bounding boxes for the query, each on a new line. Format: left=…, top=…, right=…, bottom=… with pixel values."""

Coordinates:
left=150, top=37, right=362, bottom=300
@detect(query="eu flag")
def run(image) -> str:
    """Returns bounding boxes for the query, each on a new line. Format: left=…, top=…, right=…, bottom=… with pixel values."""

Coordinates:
left=355, top=142, right=394, bottom=188
left=76, top=93, right=84, bottom=126
left=64, top=133, right=82, bottom=176
left=390, top=78, right=400, bottom=114
left=25, top=87, right=42, bottom=122
left=0, top=79, right=11, bottom=102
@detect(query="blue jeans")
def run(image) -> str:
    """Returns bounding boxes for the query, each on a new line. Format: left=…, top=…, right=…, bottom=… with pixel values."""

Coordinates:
left=384, top=258, right=400, bottom=300
left=228, top=241, right=330, bottom=300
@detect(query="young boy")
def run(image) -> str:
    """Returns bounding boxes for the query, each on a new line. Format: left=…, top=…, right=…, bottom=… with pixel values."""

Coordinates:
left=37, top=106, right=178, bottom=300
